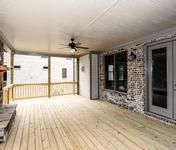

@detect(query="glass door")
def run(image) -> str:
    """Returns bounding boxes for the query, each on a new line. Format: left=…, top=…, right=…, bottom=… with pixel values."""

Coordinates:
left=148, top=42, right=173, bottom=118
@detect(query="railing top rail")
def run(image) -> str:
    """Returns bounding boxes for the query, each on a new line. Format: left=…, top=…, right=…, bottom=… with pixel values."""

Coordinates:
left=3, top=84, right=14, bottom=90
left=51, top=82, right=78, bottom=85
left=12, top=82, right=78, bottom=87
left=13, top=83, right=48, bottom=86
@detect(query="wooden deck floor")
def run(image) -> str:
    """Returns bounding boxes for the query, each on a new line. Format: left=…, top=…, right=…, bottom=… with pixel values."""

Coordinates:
left=0, top=95, right=176, bottom=150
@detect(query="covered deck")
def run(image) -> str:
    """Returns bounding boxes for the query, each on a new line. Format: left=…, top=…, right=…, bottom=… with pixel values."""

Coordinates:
left=0, top=95, right=176, bottom=150
left=1, top=1, right=176, bottom=149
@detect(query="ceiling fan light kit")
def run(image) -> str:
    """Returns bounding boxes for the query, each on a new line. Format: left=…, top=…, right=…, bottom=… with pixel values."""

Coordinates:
left=70, top=48, right=76, bottom=53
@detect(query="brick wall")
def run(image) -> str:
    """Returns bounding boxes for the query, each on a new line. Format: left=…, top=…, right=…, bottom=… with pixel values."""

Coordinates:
left=99, top=32, right=176, bottom=113
left=99, top=46, right=145, bottom=113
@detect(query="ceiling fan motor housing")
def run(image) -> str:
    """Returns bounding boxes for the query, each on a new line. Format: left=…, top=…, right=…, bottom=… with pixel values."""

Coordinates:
left=69, top=42, right=76, bottom=49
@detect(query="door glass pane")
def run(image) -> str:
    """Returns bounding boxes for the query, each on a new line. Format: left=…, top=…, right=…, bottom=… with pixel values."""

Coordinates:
left=115, top=52, right=127, bottom=92
left=152, top=48, right=167, bottom=108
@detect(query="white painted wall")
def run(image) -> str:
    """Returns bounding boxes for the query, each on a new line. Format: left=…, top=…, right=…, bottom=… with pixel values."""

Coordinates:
left=79, top=54, right=90, bottom=99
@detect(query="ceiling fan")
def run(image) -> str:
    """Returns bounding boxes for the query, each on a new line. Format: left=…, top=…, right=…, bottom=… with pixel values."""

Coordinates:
left=58, top=38, right=89, bottom=53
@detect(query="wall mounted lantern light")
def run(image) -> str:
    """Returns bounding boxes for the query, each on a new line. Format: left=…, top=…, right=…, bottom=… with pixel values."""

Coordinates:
left=128, top=52, right=136, bottom=61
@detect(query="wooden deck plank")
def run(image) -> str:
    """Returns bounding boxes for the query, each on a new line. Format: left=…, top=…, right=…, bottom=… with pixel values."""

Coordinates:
left=37, top=100, right=50, bottom=150
left=67, top=96, right=174, bottom=150
left=72, top=96, right=176, bottom=150
left=86, top=98, right=176, bottom=140
left=34, top=101, right=43, bottom=150
left=27, top=100, right=35, bottom=150
left=59, top=98, right=140, bottom=150
left=1, top=95, right=176, bottom=150
left=55, top=99, right=125, bottom=150
left=51, top=101, right=101, bottom=150
left=43, top=100, right=74, bottom=150
left=40, top=101, right=59, bottom=150
left=59, top=97, right=145, bottom=150
left=20, top=102, right=30, bottom=150
left=50, top=100, right=90, bottom=150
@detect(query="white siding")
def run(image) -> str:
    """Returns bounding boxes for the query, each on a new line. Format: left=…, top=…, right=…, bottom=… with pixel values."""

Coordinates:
left=51, top=57, right=73, bottom=82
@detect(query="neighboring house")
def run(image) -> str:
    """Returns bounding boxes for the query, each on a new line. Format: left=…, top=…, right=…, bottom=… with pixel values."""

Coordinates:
left=4, top=54, right=74, bottom=84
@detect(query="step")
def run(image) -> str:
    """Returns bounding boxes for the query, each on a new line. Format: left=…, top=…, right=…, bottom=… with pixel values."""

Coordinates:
left=0, top=104, right=17, bottom=143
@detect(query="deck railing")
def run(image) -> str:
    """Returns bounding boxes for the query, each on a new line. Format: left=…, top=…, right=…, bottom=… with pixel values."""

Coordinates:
left=51, top=82, right=78, bottom=96
left=13, top=83, right=48, bottom=100
left=3, top=84, right=14, bottom=105
left=3, top=82, right=78, bottom=104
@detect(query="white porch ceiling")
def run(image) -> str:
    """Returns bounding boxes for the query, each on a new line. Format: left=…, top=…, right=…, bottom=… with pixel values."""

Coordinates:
left=0, top=0, right=176, bottom=56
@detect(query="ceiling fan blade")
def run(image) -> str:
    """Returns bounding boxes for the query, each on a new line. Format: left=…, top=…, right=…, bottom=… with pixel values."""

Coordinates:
left=76, top=48, right=89, bottom=51
left=74, top=49, right=82, bottom=54
left=75, top=42, right=82, bottom=45
left=74, top=48, right=78, bottom=51
left=58, top=46, right=69, bottom=49
left=76, top=46, right=89, bottom=49
left=58, top=44, right=68, bottom=46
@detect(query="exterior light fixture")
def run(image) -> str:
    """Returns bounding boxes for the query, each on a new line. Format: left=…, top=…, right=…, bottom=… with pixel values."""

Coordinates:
left=128, top=52, right=136, bottom=61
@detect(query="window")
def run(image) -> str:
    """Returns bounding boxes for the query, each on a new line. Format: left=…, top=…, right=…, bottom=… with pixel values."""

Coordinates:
left=104, top=52, right=127, bottom=92
left=14, top=65, right=21, bottom=70
left=105, top=54, right=114, bottom=90
left=115, top=52, right=127, bottom=92
left=62, top=68, right=67, bottom=79
left=43, top=66, right=48, bottom=70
